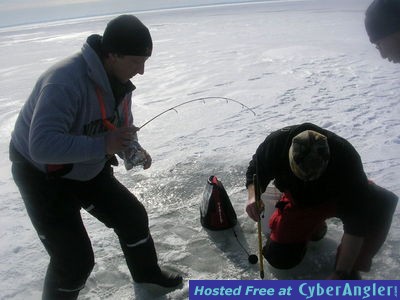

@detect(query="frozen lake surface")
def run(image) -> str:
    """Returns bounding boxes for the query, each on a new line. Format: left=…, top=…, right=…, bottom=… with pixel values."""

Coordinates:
left=0, top=0, right=399, bottom=299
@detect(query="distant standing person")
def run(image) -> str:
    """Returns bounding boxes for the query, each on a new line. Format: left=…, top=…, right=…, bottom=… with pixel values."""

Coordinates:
left=245, top=123, right=398, bottom=279
left=365, top=0, right=400, bottom=63
left=9, top=15, right=182, bottom=300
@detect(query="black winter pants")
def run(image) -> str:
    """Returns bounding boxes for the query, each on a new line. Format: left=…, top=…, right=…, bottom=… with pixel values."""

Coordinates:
left=10, top=145, right=160, bottom=300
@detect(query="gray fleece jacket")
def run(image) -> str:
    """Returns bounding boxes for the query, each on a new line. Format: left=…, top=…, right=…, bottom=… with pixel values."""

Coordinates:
left=11, top=39, right=135, bottom=181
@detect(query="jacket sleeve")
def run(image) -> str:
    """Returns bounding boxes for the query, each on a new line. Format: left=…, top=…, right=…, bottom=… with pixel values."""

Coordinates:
left=334, top=139, right=371, bottom=237
left=123, top=92, right=140, bottom=143
left=117, top=93, right=142, bottom=161
left=246, top=134, right=281, bottom=193
left=29, top=84, right=106, bottom=164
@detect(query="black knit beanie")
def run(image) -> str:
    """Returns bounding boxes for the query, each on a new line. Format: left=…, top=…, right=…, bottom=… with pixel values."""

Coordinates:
left=365, top=0, right=400, bottom=43
left=102, top=15, right=152, bottom=56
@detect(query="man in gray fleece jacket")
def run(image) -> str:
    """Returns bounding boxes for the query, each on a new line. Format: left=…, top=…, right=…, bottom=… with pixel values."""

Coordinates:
left=10, top=15, right=182, bottom=300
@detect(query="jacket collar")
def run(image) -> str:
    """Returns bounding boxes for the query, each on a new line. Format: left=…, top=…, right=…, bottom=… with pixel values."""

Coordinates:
left=82, top=34, right=135, bottom=105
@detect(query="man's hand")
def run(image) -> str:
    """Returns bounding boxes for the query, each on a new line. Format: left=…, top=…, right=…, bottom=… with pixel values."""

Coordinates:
left=142, top=150, right=152, bottom=170
left=246, top=184, right=264, bottom=222
left=326, top=233, right=364, bottom=280
left=105, top=126, right=139, bottom=155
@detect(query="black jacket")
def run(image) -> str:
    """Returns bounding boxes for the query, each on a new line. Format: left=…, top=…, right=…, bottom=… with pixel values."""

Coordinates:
left=246, top=123, right=371, bottom=236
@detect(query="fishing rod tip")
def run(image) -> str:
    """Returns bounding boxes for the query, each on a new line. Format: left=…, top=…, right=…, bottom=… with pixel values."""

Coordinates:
left=260, top=271, right=265, bottom=279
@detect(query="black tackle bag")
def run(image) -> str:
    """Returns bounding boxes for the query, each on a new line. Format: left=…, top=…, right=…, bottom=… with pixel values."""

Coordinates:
left=200, top=175, right=237, bottom=230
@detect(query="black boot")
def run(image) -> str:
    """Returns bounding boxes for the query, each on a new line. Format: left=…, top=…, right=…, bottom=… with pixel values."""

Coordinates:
left=120, top=234, right=183, bottom=288
left=135, top=268, right=183, bottom=287
left=42, top=263, right=83, bottom=300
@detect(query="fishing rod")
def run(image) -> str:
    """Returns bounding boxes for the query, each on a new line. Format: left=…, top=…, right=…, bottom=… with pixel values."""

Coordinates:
left=139, top=96, right=256, bottom=129
left=253, top=172, right=265, bottom=279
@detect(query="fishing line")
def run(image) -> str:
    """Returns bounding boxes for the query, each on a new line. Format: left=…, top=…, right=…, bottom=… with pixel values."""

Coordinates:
left=156, top=202, right=258, bottom=264
left=139, top=96, right=256, bottom=129
left=155, top=197, right=259, bottom=264
left=135, top=96, right=258, bottom=265
left=232, top=228, right=258, bottom=265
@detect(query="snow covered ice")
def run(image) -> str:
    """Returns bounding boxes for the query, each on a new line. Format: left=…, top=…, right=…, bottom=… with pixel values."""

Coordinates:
left=0, top=0, right=399, bottom=299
